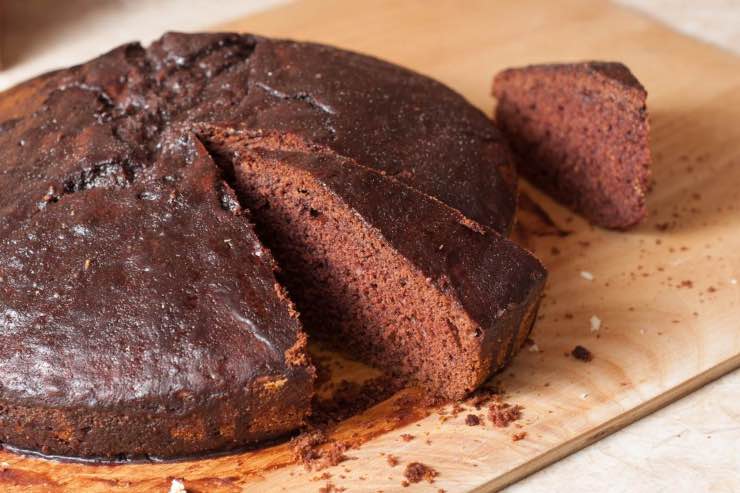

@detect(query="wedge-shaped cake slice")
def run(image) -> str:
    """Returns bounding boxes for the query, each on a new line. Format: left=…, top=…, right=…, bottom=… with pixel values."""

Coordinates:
left=201, top=128, right=547, bottom=400
left=493, top=62, right=651, bottom=229
left=0, top=135, right=313, bottom=460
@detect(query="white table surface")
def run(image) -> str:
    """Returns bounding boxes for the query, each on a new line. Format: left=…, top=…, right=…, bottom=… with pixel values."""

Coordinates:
left=1, top=1, right=738, bottom=491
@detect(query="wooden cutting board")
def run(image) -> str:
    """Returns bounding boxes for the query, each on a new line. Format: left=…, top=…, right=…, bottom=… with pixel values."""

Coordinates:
left=2, top=0, right=740, bottom=491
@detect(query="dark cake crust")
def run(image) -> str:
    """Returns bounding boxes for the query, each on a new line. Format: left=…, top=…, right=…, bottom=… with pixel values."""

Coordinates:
left=493, top=61, right=651, bottom=229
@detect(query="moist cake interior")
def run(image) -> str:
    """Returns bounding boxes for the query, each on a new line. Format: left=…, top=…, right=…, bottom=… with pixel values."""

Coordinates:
left=233, top=156, right=482, bottom=399
left=493, top=62, right=651, bottom=229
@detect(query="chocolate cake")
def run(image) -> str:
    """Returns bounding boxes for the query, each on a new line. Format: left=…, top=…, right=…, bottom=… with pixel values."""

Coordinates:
left=492, top=62, right=651, bottom=229
left=199, top=128, right=546, bottom=400
left=0, top=32, right=542, bottom=460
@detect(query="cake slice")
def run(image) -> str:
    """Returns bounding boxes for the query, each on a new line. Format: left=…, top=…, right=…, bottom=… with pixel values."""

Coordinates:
left=0, top=134, right=314, bottom=460
left=493, top=62, right=651, bottom=229
left=201, top=128, right=547, bottom=400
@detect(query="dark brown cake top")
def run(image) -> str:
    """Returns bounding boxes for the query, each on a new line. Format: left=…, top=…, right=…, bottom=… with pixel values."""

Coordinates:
left=0, top=133, right=307, bottom=411
left=0, top=31, right=517, bottom=236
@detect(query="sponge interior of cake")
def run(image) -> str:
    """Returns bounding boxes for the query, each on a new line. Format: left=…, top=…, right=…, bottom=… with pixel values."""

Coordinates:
left=493, top=63, right=650, bottom=229
left=223, top=146, right=487, bottom=399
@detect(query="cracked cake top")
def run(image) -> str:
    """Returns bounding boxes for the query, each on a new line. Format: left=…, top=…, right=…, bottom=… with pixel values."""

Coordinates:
left=0, top=32, right=518, bottom=236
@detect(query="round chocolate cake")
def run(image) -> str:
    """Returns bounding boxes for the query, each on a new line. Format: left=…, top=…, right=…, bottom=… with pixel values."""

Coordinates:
left=0, top=32, right=544, bottom=461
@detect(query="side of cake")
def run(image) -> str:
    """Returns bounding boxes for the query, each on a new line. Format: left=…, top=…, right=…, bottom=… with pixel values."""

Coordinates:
left=492, top=61, right=651, bottom=229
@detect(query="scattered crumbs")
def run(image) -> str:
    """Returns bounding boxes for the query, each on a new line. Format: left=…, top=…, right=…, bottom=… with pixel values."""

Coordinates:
left=401, top=480, right=410, bottom=488
left=590, top=315, right=601, bottom=333
left=571, top=345, right=593, bottom=362
left=438, top=489, right=448, bottom=493
left=465, top=383, right=502, bottom=409
left=465, top=414, right=481, bottom=426
left=655, top=222, right=670, bottom=231
left=387, top=454, right=399, bottom=467
left=564, top=312, right=574, bottom=320
left=400, top=433, right=415, bottom=442
left=404, top=462, right=438, bottom=484
left=83, top=258, right=91, bottom=270
left=318, top=483, right=346, bottom=493
left=550, top=246, right=561, bottom=255
left=707, top=286, right=717, bottom=293
left=524, top=338, right=540, bottom=353
left=581, top=392, right=590, bottom=400
left=312, top=472, right=332, bottom=481
left=290, top=429, right=349, bottom=471
left=168, top=479, right=187, bottom=493
left=512, top=431, right=527, bottom=442
left=580, top=271, right=594, bottom=281
left=679, top=280, right=694, bottom=288
left=488, top=401, right=523, bottom=427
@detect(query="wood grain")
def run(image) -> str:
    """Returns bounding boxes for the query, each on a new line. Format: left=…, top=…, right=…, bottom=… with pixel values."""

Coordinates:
left=1, top=0, right=740, bottom=491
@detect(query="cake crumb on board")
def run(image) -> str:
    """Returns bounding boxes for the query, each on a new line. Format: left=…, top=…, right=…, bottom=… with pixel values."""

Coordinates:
left=318, top=482, right=346, bottom=493
left=404, top=462, right=439, bottom=484
left=512, top=431, right=527, bottom=442
left=489, top=401, right=523, bottom=427
left=290, top=429, right=349, bottom=471
left=571, top=345, right=594, bottom=362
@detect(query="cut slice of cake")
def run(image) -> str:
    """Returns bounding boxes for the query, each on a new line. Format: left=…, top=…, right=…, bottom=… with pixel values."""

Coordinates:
left=492, top=62, right=651, bottom=229
left=201, top=128, right=547, bottom=400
